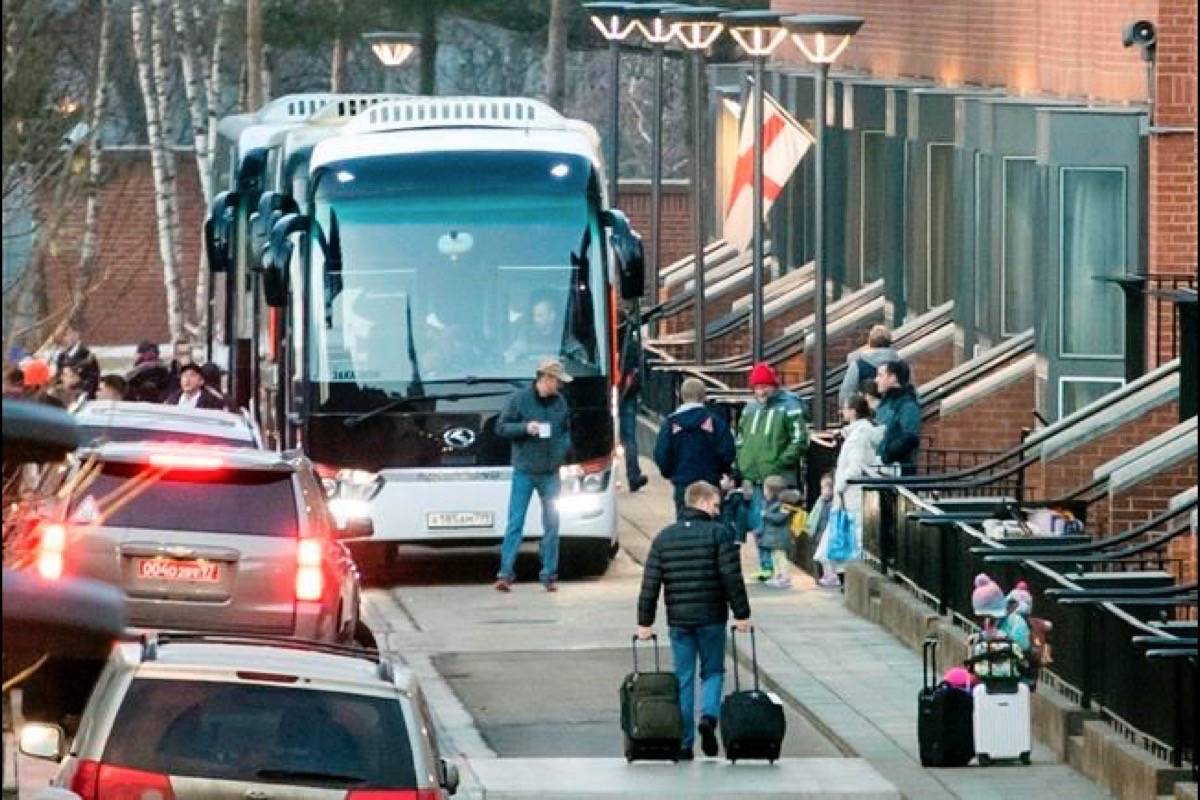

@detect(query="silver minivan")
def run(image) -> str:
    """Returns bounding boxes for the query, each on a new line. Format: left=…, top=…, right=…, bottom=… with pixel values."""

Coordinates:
left=19, top=635, right=460, bottom=799
left=38, top=442, right=366, bottom=642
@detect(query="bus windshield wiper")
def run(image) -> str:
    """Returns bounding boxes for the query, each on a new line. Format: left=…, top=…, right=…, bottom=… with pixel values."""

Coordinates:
left=424, top=376, right=528, bottom=387
left=343, top=389, right=514, bottom=429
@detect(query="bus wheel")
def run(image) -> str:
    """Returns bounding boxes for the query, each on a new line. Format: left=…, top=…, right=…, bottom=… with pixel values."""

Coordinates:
left=562, top=539, right=612, bottom=579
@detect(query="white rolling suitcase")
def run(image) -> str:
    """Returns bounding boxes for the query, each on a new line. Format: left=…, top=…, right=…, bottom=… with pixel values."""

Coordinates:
left=971, top=682, right=1032, bottom=765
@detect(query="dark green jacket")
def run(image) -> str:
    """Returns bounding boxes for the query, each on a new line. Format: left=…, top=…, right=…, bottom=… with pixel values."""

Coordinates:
left=735, top=390, right=809, bottom=484
left=875, top=385, right=921, bottom=469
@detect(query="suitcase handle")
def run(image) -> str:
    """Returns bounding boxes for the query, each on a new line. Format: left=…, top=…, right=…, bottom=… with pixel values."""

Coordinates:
left=729, top=625, right=760, bottom=693
left=922, top=636, right=938, bottom=690
left=631, top=634, right=661, bottom=672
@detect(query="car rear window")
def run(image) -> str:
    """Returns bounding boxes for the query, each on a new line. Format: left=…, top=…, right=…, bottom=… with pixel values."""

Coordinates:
left=70, top=461, right=298, bottom=536
left=103, top=678, right=418, bottom=789
left=80, top=424, right=255, bottom=448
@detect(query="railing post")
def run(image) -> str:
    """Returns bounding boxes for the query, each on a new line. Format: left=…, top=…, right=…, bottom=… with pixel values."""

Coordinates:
left=937, top=523, right=950, bottom=616
left=1017, top=426, right=1030, bottom=504
left=880, top=487, right=896, bottom=576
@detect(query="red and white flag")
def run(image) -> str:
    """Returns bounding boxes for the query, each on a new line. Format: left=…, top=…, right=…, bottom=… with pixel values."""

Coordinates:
left=723, top=87, right=814, bottom=253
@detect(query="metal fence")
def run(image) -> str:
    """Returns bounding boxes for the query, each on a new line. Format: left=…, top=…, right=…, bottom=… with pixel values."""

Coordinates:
left=1148, top=274, right=1198, bottom=366
left=860, top=484, right=1196, bottom=770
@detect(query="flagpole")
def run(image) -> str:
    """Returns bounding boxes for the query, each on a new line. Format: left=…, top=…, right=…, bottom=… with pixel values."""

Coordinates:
left=812, top=60, right=829, bottom=429
left=691, top=47, right=706, bottom=366
left=751, top=58, right=765, bottom=363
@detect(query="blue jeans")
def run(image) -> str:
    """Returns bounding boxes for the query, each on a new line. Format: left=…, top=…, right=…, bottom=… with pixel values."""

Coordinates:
left=619, top=397, right=643, bottom=482
left=498, top=471, right=561, bottom=583
left=747, top=484, right=773, bottom=572
left=669, top=623, right=727, bottom=751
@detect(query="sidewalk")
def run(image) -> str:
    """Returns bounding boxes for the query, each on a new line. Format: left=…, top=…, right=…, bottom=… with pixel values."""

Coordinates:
left=619, top=459, right=1111, bottom=800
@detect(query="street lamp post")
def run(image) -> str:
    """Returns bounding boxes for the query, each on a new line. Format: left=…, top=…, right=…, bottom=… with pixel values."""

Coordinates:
left=782, top=14, right=864, bottom=430
left=626, top=3, right=684, bottom=333
left=363, top=31, right=420, bottom=93
left=583, top=3, right=635, bottom=207
left=720, top=11, right=788, bottom=364
left=665, top=7, right=726, bottom=366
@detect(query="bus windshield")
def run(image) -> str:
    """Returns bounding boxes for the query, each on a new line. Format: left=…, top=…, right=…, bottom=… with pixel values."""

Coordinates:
left=307, top=151, right=607, bottom=399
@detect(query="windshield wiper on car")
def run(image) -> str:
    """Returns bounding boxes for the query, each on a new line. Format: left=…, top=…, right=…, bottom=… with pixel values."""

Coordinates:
left=256, top=768, right=366, bottom=785
left=343, top=389, right=515, bottom=429
left=427, top=376, right=528, bottom=387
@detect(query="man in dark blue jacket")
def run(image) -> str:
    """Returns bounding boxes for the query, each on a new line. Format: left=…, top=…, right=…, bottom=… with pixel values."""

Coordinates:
left=654, top=378, right=737, bottom=519
left=874, top=360, right=921, bottom=476
left=494, top=358, right=573, bottom=593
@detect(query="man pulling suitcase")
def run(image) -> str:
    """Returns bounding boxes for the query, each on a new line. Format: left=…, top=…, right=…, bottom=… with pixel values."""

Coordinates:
left=636, top=480, right=752, bottom=761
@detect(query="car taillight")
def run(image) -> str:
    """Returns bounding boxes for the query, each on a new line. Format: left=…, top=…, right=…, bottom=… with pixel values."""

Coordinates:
left=346, top=790, right=442, bottom=799
left=295, top=538, right=324, bottom=601
left=37, top=523, right=67, bottom=580
left=68, top=759, right=100, bottom=800
left=95, top=763, right=176, bottom=800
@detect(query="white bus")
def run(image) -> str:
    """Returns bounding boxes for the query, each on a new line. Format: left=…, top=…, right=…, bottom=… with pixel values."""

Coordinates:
left=254, top=96, right=646, bottom=576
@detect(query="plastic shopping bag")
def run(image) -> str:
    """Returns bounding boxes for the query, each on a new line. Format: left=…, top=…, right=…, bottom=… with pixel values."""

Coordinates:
left=824, top=508, right=859, bottom=562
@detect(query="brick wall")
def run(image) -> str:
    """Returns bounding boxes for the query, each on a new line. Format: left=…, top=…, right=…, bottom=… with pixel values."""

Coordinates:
left=772, top=0, right=1159, bottom=103
left=1106, top=458, right=1198, bottom=534
left=616, top=180, right=694, bottom=302
left=1023, top=400, right=1181, bottom=504
left=925, top=373, right=1037, bottom=454
left=39, top=150, right=205, bottom=346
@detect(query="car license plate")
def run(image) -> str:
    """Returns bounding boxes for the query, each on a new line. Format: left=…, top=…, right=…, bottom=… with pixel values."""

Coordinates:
left=136, top=558, right=221, bottom=583
left=427, top=511, right=494, bottom=529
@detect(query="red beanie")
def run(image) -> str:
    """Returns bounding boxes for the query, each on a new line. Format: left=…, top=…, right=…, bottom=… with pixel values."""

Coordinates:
left=748, top=362, right=778, bottom=388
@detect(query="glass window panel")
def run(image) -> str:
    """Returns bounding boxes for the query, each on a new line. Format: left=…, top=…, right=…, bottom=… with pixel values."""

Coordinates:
left=1061, top=168, right=1125, bottom=355
left=860, top=131, right=886, bottom=282
left=927, top=143, right=955, bottom=308
left=1003, top=158, right=1038, bottom=334
left=972, top=152, right=986, bottom=329
left=1060, top=379, right=1124, bottom=417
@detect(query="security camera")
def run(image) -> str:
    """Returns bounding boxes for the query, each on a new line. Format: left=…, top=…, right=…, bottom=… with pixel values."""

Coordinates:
left=1121, top=20, right=1156, bottom=59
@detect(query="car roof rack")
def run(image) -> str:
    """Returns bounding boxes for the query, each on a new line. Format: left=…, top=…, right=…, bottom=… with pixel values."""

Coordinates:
left=134, top=631, right=393, bottom=681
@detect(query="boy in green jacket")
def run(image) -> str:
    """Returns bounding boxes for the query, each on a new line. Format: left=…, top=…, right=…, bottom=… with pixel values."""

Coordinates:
left=736, top=362, right=810, bottom=580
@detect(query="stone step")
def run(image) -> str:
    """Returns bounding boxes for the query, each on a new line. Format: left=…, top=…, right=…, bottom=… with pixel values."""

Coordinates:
left=463, top=757, right=900, bottom=799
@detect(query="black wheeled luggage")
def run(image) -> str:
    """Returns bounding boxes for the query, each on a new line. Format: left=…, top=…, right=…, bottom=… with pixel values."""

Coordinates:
left=620, top=635, right=684, bottom=762
left=917, top=637, right=975, bottom=767
left=719, top=626, right=786, bottom=763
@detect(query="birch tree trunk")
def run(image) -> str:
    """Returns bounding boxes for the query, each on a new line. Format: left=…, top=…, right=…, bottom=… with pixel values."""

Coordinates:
left=150, top=0, right=188, bottom=336
left=205, top=0, right=229, bottom=160
left=172, top=0, right=210, bottom=204
left=71, top=0, right=114, bottom=330
left=245, top=0, right=264, bottom=110
left=131, top=0, right=186, bottom=341
left=544, top=0, right=568, bottom=112
left=330, top=37, right=347, bottom=92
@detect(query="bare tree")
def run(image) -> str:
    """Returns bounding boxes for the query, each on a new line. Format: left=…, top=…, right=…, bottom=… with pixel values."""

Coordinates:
left=131, top=0, right=186, bottom=340
left=544, top=0, right=567, bottom=111
left=206, top=0, right=232, bottom=159
left=71, top=0, right=115, bottom=332
left=245, top=0, right=264, bottom=109
left=172, top=0, right=211, bottom=202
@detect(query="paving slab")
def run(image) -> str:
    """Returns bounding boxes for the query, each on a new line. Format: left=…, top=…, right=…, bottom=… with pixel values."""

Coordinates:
left=466, top=757, right=900, bottom=799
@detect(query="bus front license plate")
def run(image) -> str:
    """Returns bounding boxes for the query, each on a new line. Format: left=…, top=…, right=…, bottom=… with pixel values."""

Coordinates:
left=427, top=511, right=494, bottom=529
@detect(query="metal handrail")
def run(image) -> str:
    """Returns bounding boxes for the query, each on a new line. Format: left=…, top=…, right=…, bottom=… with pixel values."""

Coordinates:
left=1057, top=594, right=1197, bottom=607
left=1046, top=581, right=1198, bottom=599
left=969, top=499, right=1197, bottom=557
left=984, top=524, right=1193, bottom=565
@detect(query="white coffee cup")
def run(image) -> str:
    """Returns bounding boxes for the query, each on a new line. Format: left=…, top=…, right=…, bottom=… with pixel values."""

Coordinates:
left=537, top=422, right=552, bottom=439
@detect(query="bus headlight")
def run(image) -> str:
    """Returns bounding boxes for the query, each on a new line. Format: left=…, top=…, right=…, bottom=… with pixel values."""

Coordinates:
left=328, top=497, right=372, bottom=525
left=559, top=457, right=612, bottom=494
left=556, top=493, right=605, bottom=516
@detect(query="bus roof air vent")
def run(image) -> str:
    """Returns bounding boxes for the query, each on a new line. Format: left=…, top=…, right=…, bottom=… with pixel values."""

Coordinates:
left=307, top=94, right=414, bottom=125
left=256, top=94, right=343, bottom=123
left=343, top=96, right=566, bottom=135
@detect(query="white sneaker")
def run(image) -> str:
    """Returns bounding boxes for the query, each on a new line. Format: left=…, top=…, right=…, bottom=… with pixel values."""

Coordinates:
left=818, top=575, right=840, bottom=588
left=767, top=576, right=792, bottom=589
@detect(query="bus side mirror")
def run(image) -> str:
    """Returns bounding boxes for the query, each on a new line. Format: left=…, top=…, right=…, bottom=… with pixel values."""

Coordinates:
left=204, top=190, right=239, bottom=273
left=263, top=213, right=307, bottom=308
left=604, top=209, right=646, bottom=301
left=254, top=191, right=300, bottom=246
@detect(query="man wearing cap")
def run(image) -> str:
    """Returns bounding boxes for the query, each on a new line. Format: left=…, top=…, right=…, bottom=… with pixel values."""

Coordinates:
left=126, top=341, right=170, bottom=402
left=163, top=363, right=224, bottom=410
left=736, top=362, right=809, bottom=581
left=494, top=357, right=574, bottom=592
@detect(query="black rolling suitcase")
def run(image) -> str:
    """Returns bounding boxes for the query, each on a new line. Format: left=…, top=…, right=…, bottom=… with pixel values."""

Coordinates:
left=620, top=634, right=684, bottom=762
left=720, top=626, right=786, bottom=763
left=917, top=637, right=975, bottom=767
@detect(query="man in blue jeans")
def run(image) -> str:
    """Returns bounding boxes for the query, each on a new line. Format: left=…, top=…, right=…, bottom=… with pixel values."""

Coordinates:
left=618, top=309, right=649, bottom=492
left=495, top=358, right=573, bottom=592
left=637, top=481, right=753, bottom=760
